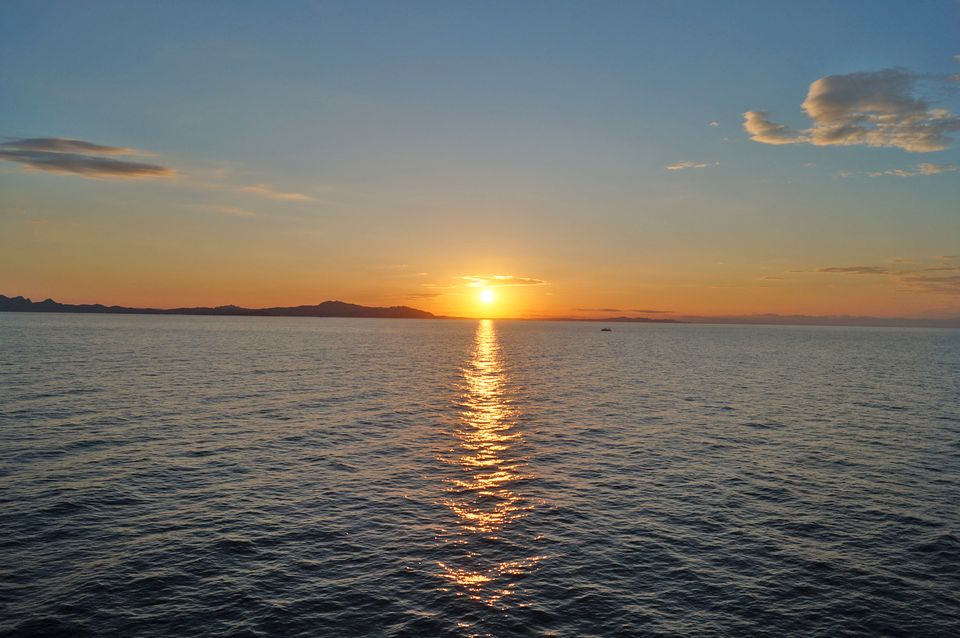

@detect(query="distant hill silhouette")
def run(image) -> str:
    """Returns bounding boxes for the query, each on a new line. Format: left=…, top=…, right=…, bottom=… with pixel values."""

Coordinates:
left=0, top=295, right=435, bottom=319
left=4, top=294, right=955, bottom=327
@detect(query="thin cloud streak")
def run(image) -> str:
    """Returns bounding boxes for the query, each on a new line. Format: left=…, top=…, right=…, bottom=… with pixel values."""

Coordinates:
left=814, top=260, right=960, bottom=296
left=240, top=184, right=313, bottom=202
left=462, top=275, right=547, bottom=287
left=900, top=275, right=960, bottom=294
left=2, top=137, right=132, bottom=155
left=0, top=137, right=174, bottom=178
left=817, top=266, right=890, bottom=275
left=840, top=163, right=960, bottom=178
left=869, top=163, right=958, bottom=177
left=666, top=160, right=710, bottom=171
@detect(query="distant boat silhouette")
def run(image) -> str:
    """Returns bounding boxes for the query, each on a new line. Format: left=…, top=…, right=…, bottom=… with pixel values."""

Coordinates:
left=601, top=327, right=612, bottom=332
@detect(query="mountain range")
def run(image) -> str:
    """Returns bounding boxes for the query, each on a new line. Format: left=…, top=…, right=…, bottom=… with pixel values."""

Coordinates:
left=3, top=294, right=957, bottom=327
left=0, top=295, right=435, bottom=319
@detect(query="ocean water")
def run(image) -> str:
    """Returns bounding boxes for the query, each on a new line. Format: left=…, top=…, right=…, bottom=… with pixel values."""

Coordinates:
left=1, top=313, right=958, bottom=637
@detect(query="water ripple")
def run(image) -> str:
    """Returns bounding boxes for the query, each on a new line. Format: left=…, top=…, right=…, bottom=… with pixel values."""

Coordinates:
left=1, top=314, right=958, bottom=636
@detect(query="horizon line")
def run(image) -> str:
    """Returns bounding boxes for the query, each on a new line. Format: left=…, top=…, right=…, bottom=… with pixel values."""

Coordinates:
left=2, top=293, right=958, bottom=329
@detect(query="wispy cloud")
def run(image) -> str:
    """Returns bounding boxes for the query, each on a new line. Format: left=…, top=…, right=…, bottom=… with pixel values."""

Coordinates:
left=900, top=274, right=960, bottom=294
left=817, top=266, right=891, bottom=275
left=869, top=163, right=958, bottom=177
left=838, top=163, right=960, bottom=178
left=240, top=183, right=313, bottom=202
left=462, top=275, right=547, bottom=287
left=666, top=160, right=710, bottom=171
left=0, top=137, right=174, bottom=178
left=3, top=138, right=134, bottom=155
left=815, top=260, right=960, bottom=296
left=709, top=121, right=720, bottom=127
left=574, top=307, right=622, bottom=313
left=745, top=68, right=960, bottom=152
left=419, top=274, right=548, bottom=293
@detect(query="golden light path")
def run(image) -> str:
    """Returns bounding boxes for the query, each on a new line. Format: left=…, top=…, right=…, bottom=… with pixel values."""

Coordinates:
left=437, top=320, right=542, bottom=606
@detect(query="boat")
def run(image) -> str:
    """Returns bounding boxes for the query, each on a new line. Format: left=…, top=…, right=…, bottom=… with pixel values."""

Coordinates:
left=601, top=327, right=612, bottom=332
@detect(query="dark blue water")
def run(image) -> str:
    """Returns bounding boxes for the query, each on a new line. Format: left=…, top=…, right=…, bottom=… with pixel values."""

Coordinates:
left=1, top=314, right=958, bottom=636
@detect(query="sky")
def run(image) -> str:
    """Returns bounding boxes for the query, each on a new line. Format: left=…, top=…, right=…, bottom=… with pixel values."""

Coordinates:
left=1, top=0, right=959, bottom=319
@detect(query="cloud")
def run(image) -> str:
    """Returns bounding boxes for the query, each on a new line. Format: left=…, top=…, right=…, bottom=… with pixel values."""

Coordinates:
left=743, top=110, right=807, bottom=145
left=867, top=163, right=959, bottom=177
left=814, top=260, right=960, bottom=295
left=709, top=121, right=720, bottom=127
left=240, top=183, right=313, bottom=202
left=918, top=163, right=960, bottom=174
left=817, top=266, right=891, bottom=275
left=900, top=274, right=960, bottom=294
left=461, top=275, right=547, bottom=287
left=2, top=137, right=133, bottom=154
left=574, top=308, right=622, bottom=313
left=631, top=308, right=672, bottom=313
left=745, top=68, right=960, bottom=152
left=666, top=160, right=709, bottom=170
left=0, top=137, right=173, bottom=178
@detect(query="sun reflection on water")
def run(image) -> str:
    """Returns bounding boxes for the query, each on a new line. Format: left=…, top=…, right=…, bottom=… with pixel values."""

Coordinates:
left=437, top=320, right=542, bottom=606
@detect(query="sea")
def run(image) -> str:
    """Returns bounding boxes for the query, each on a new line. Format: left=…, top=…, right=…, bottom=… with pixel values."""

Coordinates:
left=1, top=313, right=958, bottom=637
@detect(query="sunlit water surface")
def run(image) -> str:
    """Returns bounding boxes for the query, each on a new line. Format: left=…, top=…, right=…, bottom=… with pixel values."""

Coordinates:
left=1, top=314, right=958, bottom=636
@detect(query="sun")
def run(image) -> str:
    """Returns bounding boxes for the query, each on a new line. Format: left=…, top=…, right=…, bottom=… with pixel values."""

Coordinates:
left=479, top=289, right=495, bottom=304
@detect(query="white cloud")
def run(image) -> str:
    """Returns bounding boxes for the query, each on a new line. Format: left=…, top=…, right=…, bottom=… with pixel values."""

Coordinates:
left=241, top=184, right=313, bottom=201
left=743, top=111, right=806, bottom=145
left=745, top=68, right=960, bottom=152
left=666, top=160, right=709, bottom=171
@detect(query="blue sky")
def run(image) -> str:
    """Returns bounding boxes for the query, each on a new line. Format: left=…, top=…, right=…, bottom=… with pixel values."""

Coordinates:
left=1, top=1, right=959, bottom=317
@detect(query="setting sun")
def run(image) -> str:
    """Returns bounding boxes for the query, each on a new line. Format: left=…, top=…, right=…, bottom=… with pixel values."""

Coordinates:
left=479, top=289, right=495, bottom=304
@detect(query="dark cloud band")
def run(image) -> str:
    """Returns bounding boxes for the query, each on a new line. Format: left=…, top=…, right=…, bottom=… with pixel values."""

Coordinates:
left=0, top=137, right=173, bottom=178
